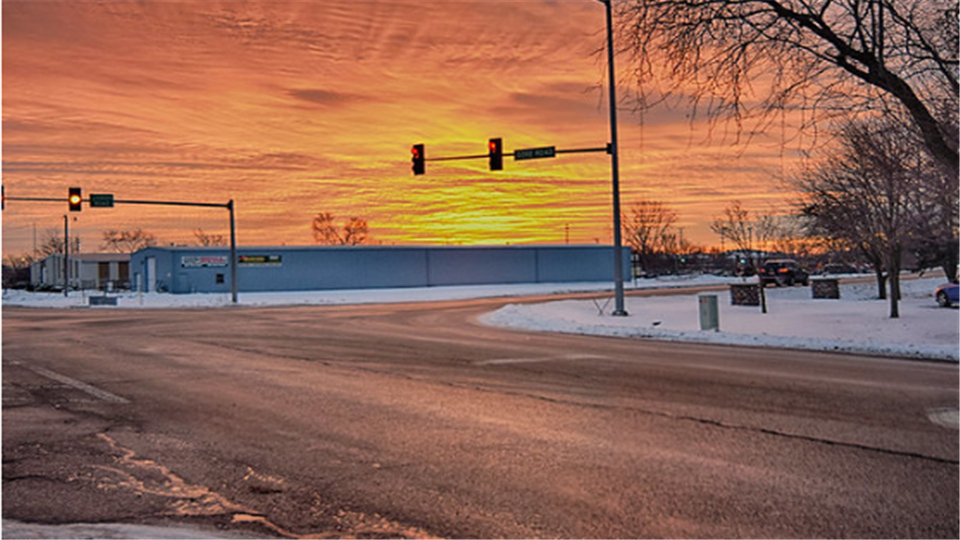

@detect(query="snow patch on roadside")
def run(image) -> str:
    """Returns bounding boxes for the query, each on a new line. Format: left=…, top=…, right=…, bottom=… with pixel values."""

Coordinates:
left=1, top=277, right=740, bottom=310
left=1, top=519, right=250, bottom=539
left=480, top=277, right=959, bottom=362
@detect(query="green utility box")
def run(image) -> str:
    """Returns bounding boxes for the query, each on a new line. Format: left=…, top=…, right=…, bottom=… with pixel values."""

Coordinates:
left=699, top=294, right=719, bottom=331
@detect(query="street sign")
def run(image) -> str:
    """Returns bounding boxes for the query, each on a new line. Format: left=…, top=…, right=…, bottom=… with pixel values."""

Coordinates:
left=514, top=146, right=556, bottom=161
left=238, top=255, right=282, bottom=267
left=89, top=193, right=114, bottom=208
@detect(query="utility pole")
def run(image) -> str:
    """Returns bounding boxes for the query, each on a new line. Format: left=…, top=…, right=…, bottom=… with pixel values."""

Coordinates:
left=63, top=215, right=69, bottom=297
left=228, top=200, right=238, bottom=304
left=601, top=0, right=628, bottom=316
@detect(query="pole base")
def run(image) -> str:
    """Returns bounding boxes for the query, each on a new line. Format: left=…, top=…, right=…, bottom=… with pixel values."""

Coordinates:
left=611, top=309, right=629, bottom=317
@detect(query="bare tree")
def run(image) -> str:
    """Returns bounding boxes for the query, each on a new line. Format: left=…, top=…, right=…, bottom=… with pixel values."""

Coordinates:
left=38, top=229, right=65, bottom=257
left=37, top=229, right=79, bottom=257
left=618, top=0, right=958, bottom=173
left=710, top=201, right=780, bottom=272
left=101, top=228, right=157, bottom=253
left=312, top=212, right=369, bottom=246
left=796, top=119, right=924, bottom=317
left=623, top=200, right=678, bottom=275
left=908, top=147, right=959, bottom=281
left=193, top=228, right=227, bottom=247
left=766, top=215, right=814, bottom=259
left=312, top=212, right=339, bottom=245
left=711, top=202, right=752, bottom=266
left=342, top=217, right=369, bottom=246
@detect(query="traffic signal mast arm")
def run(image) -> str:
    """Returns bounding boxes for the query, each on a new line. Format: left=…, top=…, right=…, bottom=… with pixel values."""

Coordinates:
left=2, top=189, right=86, bottom=211
left=3, top=190, right=233, bottom=210
left=555, top=144, right=611, bottom=156
left=413, top=143, right=610, bottom=166
left=2, top=194, right=230, bottom=210
left=425, top=152, right=495, bottom=162
left=109, top=198, right=230, bottom=209
left=420, top=146, right=609, bottom=162
left=4, top=196, right=74, bottom=203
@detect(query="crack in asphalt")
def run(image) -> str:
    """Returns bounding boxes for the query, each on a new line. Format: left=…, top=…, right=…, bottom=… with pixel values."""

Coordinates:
left=460, top=382, right=960, bottom=466
left=222, top=344, right=958, bottom=468
left=186, top=339, right=959, bottom=467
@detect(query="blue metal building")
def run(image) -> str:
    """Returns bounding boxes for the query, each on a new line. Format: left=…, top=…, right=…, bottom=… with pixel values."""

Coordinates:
left=129, top=245, right=630, bottom=294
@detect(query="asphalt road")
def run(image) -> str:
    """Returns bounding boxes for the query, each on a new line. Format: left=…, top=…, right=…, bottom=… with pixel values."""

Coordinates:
left=3, top=296, right=958, bottom=538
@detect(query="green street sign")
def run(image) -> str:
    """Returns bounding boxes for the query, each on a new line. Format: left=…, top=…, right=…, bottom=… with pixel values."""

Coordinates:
left=514, top=146, right=556, bottom=161
left=89, top=193, right=114, bottom=208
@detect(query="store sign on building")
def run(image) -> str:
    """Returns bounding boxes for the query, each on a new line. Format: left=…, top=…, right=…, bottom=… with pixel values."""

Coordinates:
left=182, top=255, right=228, bottom=268
left=239, top=255, right=282, bottom=267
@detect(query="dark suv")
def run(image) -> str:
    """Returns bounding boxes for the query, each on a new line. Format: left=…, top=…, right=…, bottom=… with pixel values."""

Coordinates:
left=759, top=259, right=809, bottom=287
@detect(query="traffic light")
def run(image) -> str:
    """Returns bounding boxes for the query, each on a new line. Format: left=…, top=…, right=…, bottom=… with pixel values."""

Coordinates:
left=68, top=187, right=82, bottom=212
left=488, top=138, right=503, bottom=171
left=411, top=144, right=425, bottom=175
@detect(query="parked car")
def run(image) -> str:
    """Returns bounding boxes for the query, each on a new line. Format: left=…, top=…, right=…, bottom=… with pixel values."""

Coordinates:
left=934, top=282, right=959, bottom=308
left=759, top=259, right=809, bottom=287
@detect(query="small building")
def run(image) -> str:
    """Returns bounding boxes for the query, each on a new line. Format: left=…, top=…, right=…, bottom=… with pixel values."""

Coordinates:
left=129, top=245, right=630, bottom=294
left=30, top=253, right=130, bottom=291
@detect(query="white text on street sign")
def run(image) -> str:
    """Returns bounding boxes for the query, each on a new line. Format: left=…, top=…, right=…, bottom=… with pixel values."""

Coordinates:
left=514, top=146, right=556, bottom=161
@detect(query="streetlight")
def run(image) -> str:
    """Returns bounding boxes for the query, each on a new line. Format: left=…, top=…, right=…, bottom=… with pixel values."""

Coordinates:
left=599, top=0, right=628, bottom=316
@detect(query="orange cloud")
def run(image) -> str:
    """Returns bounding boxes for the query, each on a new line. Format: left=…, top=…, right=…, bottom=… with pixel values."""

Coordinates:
left=3, top=1, right=800, bottom=257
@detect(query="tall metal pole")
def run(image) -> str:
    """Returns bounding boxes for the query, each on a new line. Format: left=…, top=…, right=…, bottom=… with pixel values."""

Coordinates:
left=603, top=0, right=628, bottom=316
left=63, top=215, right=69, bottom=297
left=228, top=199, right=238, bottom=304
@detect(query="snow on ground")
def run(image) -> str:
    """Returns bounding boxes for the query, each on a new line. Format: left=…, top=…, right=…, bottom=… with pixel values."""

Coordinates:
left=482, top=276, right=960, bottom=362
left=3, top=274, right=957, bottom=362
left=1, top=519, right=257, bottom=540
left=0, top=274, right=740, bottom=309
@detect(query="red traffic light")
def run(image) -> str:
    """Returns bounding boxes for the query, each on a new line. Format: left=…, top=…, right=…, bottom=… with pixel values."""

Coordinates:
left=488, top=138, right=503, bottom=171
left=68, top=187, right=82, bottom=212
left=411, top=144, right=425, bottom=175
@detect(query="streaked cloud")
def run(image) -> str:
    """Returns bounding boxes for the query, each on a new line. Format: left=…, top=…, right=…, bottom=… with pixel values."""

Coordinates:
left=2, top=0, right=798, bottom=256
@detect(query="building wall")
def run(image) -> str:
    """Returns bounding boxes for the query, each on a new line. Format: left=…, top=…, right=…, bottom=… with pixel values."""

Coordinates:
left=30, top=254, right=130, bottom=290
left=29, top=255, right=77, bottom=289
left=130, top=245, right=631, bottom=294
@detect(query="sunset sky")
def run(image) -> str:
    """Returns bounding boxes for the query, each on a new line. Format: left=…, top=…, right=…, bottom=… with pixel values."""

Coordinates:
left=2, top=0, right=801, bottom=257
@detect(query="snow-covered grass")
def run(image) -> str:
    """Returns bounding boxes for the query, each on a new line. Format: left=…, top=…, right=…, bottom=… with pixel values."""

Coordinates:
left=482, top=276, right=960, bottom=362
left=3, top=274, right=957, bottom=362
